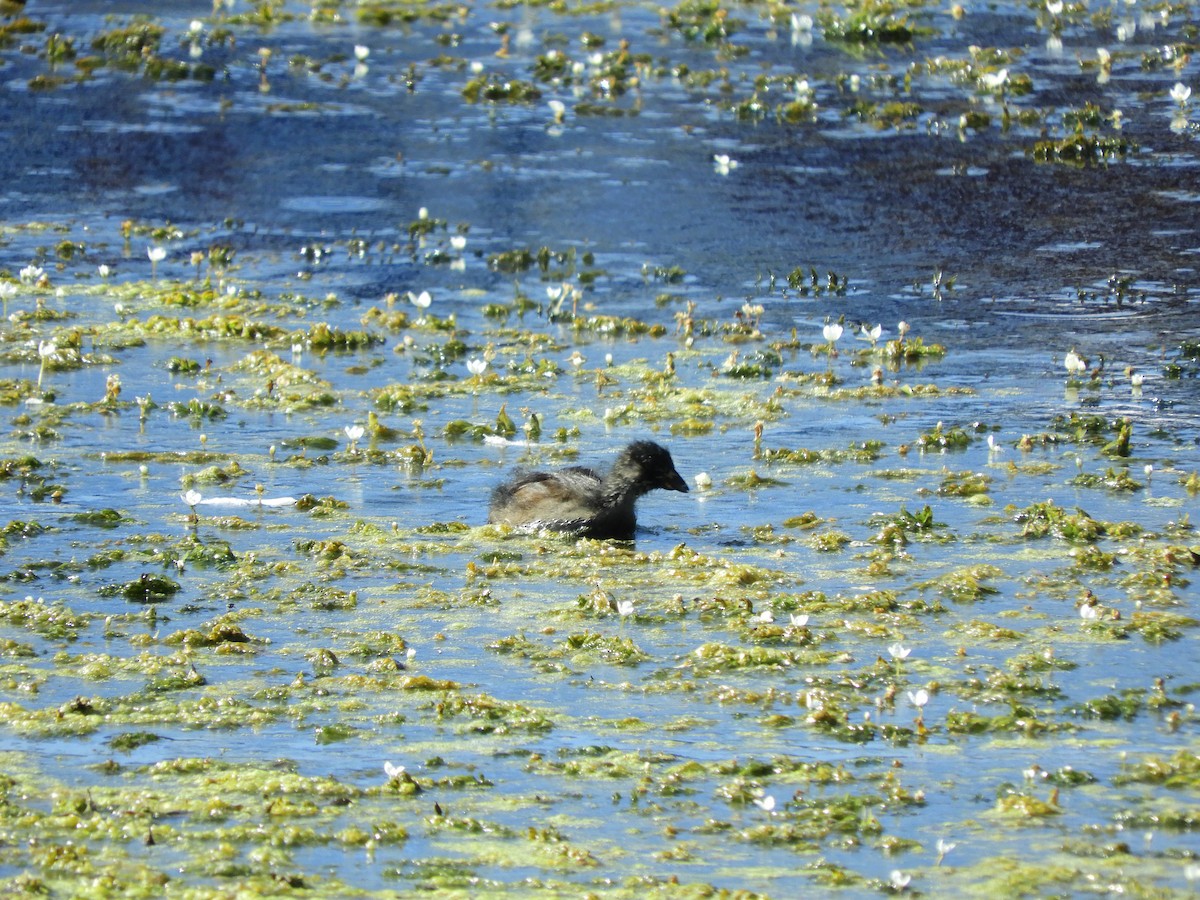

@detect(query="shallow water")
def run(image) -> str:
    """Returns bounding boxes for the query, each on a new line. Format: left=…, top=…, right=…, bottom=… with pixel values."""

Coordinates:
left=0, top=0, right=1198, bottom=896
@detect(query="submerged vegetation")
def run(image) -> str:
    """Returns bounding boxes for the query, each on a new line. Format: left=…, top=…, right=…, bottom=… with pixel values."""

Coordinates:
left=0, top=0, right=1197, bottom=896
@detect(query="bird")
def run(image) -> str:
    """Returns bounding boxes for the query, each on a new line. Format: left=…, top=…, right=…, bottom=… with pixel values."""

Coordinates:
left=487, top=440, right=689, bottom=540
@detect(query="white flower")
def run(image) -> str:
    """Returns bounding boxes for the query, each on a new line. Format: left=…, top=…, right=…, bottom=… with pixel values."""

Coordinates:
left=466, top=358, right=487, bottom=377
left=752, top=794, right=776, bottom=812
left=860, top=323, right=883, bottom=344
left=19, top=265, right=43, bottom=284
left=1170, top=82, right=1192, bottom=105
left=694, top=472, right=712, bottom=490
left=789, top=613, right=809, bottom=627
left=890, top=870, right=912, bottom=891
left=888, top=642, right=911, bottom=660
left=97, top=264, right=111, bottom=278
left=822, top=322, right=843, bottom=343
left=37, top=340, right=56, bottom=360
left=548, top=99, right=566, bottom=123
left=937, top=838, right=957, bottom=856
left=418, top=207, right=429, bottom=220
left=190, top=19, right=204, bottom=33
left=1130, top=372, right=1144, bottom=387
left=383, top=761, right=405, bottom=779
left=713, top=154, right=739, bottom=175
left=1046, top=0, right=1063, bottom=14
left=450, top=235, right=467, bottom=251
left=753, top=610, right=774, bottom=624
left=1080, top=602, right=1100, bottom=620
left=980, top=68, right=1008, bottom=90
left=568, top=351, right=585, bottom=369
left=1064, top=350, right=1087, bottom=375
left=408, top=290, right=432, bottom=310
left=897, top=320, right=910, bottom=338
left=344, top=425, right=365, bottom=442
left=147, top=246, right=167, bottom=263
left=616, top=599, right=634, bottom=617
left=354, top=44, right=370, bottom=61
left=907, top=689, right=929, bottom=708
left=182, top=490, right=202, bottom=507
left=987, top=434, right=1002, bottom=453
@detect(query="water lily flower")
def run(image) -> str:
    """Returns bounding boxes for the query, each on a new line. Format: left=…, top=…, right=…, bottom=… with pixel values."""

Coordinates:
left=907, top=689, right=929, bottom=708
left=789, top=613, right=809, bottom=627
left=860, top=323, right=883, bottom=346
left=408, top=290, right=432, bottom=313
left=344, top=425, right=365, bottom=452
left=384, top=761, right=405, bottom=779
left=466, top=358, right=487, bottom=378
left=1046, top=0, right=1063, bottom=15
left=753, top=610, right=774, bottom=624
left=980, top=68, right=1008, bottom=91
left=890, top=870, right=912, bottom=891
left=935, top=839, right=957, bottom=866
left=616, top=599, right=634, bottom=617
left=1171, top=82, right=1191, bottom=106
left=568, top=351, right=586, bottom=369
left=36, top=340, right=56, bottom=389
left=752, top=794, right=776, bottom=812
left=97, top=264, right=111, bottom=279
left=450, top=234, right=467, bottom=252
left=822, top=322, right=843, bottom=344
left=897, top=320, right=910, bottom=339
left=713, top=154, right=738, bottom=175
left=548, top=99, right=566, bottom=124
left=1063, top=350, right=1087, bottom=376
left=888, top=642, right=911, bottom=661
left=182, top=489, right=202, bottom=509
left=19, top=265, right=43, bottom=284
left=354, top=44, right=370, bottom=61
left=1130, top=371, right=1144, bottom=387
left=987, top=434, right=1003, bottom=454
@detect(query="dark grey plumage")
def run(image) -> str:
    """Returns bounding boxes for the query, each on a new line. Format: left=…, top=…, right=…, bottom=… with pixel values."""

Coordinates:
left=488, top=441, right=689, bottom=540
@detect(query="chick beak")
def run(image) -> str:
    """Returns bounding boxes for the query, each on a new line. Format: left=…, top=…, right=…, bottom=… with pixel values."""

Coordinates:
left=663, top=469, right=689, bottom=493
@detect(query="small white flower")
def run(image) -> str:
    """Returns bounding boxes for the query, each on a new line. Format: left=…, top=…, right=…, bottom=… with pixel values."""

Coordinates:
left=937, top=838, right=957, bottom=856
left=789, top=613, right=809, bottom=627
left=182, top=489, right=202, bottom=507
left=466, top=358, right=487, bottom=377
left=1170, top=82, right=1192, bottom=106
left=907, top=689, right=929, bottom=708
left=980, top=68, right=1008, bottom=90
left=822, top=322, right=843, bottom=343
left=1144, top=464, right=1154, bottom=478
left=888, top=642, right=911, bottom=660
left=568, top=351, right=585, bottom=369
left=147, top=246, right=167, bottom=263
left=897, top=320, right=910, bottom=338
left=694, top=472, right=712, bottom=490
left=354, top=44, right=370, bottom=61
left=548, top=99, right=566, bottom=123
left=616, top=599, right=634, bottom=617
left=97, top=264, right=111, bottom=278
left=713, top=154, right=739, bottom=175
left=987, top=434, right=1002, bottom=453
left=1064, top=350, right=1087, bottom=375
left=450, top=235, right=467, bottom=252
left=1080, top=602, right=1100, bottom=620
left=408, top=290, right=432, bottom=310
left=19, top=265, right=43, bottom=284
left=190, top=19, right=204, bottom=33
left=1130, top=371, right=1144, bottom=387
left=754, top=610, right=774, bottom=624
left=1046, top=0, right=1063, bottom=15
left=344, top=425, right=365, bottom=442
left=384, top=761, right=405, bottom=779
left=860, top=323, right=883, bottom=344
left=890, top=870, right=912, bottom=891
left=752, top=794, right=776, bottom=812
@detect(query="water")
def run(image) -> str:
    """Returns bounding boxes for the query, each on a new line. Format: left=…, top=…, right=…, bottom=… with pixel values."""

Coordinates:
left=0, top=0, right=1197, bottom=896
